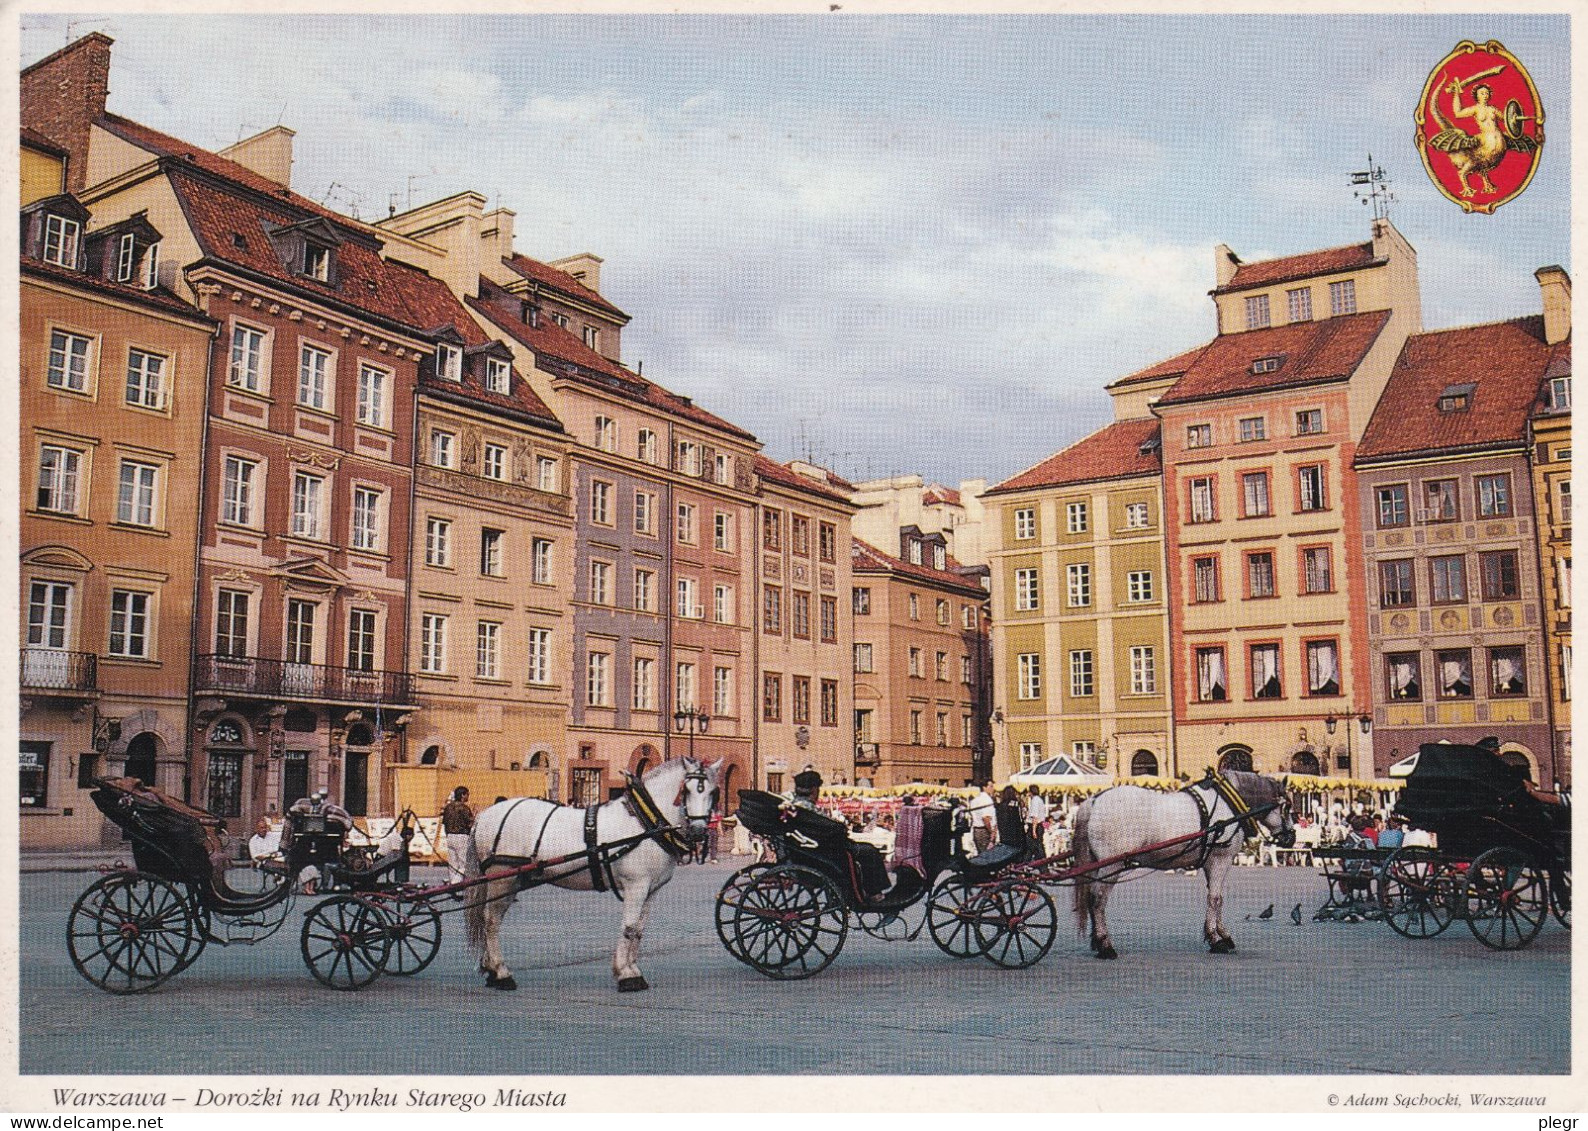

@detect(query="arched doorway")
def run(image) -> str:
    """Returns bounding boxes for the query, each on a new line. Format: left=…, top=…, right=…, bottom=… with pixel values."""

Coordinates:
left=204, top=718, right=251, bottom=818
left=1217, top=745, right=1254, bottom=773
left=1130, top=750, right=1158, bottom=777
left=720, top=763, right=738, bottom=815
left=124, top=732, right=158, bottom=787
left=343, top=725, right=374, bottom=815
left=1500, top=750, right=1535, bottom=781
left=1290, top=750, right=1321, bottom=775
left=420, top=744, right=442, bottom=765
left=632, top=743, right=659, bottom=776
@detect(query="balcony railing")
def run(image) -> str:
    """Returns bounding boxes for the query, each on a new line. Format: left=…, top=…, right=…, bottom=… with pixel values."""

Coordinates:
left=854, top=742, right=881, bottom=766
left=195, top=654, right=414, bottom=707
left=19, top=648, right=98, bottom=694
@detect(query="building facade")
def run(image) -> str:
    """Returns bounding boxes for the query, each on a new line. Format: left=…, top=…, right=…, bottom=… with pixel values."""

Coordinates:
left=1530, top=268, right=1573, bottom=784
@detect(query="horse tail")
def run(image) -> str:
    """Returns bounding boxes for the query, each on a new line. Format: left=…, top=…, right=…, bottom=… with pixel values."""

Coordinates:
left=1070, top=799, right=1095, bottom=938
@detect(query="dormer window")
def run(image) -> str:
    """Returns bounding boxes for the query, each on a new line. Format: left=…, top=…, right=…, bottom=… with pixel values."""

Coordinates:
left=116, top=233, right=137, bottom=282
left=1438, top=383, right=1475, bottom=413
left=551, top=311, right=570, bottom=330
left=436, top=344, right=462, bottom=383
left=1548, top=375, right=1571, bottom=411
left=582, top=325, right=600, bottom=350
left=265, top=217, right=343, bottom=287
left=484, top=357, right=510, bottom=394
left=142, top=242, right=160, bottom=290
left=1244, top=294, right=1271, bottom=330
left=932, top=544, right=946, bottom=571
left=909, top=540, right=923, bottom=565
left=43, top=214, right=80, bottom=268
left=304, top=243, right=331, bottom=282
left=1250, top=355, right=1283, bottom=375
left=522, top=301, right=540, bottom=327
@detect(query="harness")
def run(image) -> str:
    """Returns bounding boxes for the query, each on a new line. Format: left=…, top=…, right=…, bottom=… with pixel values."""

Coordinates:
left=1181, top=771, right=1263, bottom=869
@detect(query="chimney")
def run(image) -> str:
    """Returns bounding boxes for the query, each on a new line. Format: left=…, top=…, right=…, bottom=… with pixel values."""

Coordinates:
left=219, top=126, right=295, bottom=189
left=1213, top=243, right=1241, bottom=289
left=549, top=252, right=603, bottom=293
left=20, top=33, right=114, bottom=194
left=481, top=207, right=516, bottom=268
left=1536, top=265, right=1571, bottom=346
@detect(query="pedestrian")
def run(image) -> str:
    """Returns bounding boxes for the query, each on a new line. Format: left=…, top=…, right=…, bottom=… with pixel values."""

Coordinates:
left=1025, top=786, right=1049, bottom=854
left=966, top=781, right=996, bottom=855
left=441, top=786, right=475, bottom=879
left=248, top=817, right=280, bottom=862
left=995, top=785, right=1026, bottom=855
left=791, top=768, right=823, bottom=811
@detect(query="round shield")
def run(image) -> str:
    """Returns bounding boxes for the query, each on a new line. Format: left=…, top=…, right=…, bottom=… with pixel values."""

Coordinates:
left=1504, top=98, right=1527, bottom=140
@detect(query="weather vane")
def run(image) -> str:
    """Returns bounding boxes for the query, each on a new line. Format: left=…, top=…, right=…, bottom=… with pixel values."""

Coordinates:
left=1351, top=155, right=1395, bottom=222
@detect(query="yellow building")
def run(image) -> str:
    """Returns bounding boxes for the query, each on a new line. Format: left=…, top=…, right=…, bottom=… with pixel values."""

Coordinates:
left=1529, top=267, right=1572, bottom=785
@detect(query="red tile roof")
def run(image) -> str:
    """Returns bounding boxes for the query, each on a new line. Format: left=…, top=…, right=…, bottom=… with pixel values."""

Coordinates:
left=851, top=537, right=985, bottom=595
left=922, top=486, right=962, bottom=507
left=502, top=253, right=627, bottom=321
left=469, top=279, right=756, bottom=442
left=1106, top=345, right=1206, bottom=389
left=1154, top=310, right=1390, bottom=406
left=22, top=254, right=212, bottom=321
left=754, top=455, right=854, bottom=505
left=1357, top=316, right=1565, bottom=462
left=985, top=418, right=1162, bottom=496
left=1218, top=242, right=1381, bottom=293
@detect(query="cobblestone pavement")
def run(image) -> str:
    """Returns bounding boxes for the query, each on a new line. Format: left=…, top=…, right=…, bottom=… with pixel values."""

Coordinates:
left=16, top=858, right=1569, bottom=1077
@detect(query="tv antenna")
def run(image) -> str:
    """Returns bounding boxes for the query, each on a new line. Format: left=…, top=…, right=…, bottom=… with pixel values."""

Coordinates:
left=1351, top=155, right=1395, bottom=222
left=321, top=182, right=363, bottom=220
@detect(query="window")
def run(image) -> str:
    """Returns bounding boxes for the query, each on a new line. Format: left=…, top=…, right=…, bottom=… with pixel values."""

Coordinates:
left=714, top=512, right=732, bottom=551
left=1386, top=652, right=1422, bottom=701
left=819, top=522, right=837, bottom=563
left=550, top=312, right=569, bottom=329
left=820, top=596, right=837, bottom=642
left=47, top=330, right=93, bottom=393
left=762, top=509, right=782, bottom=550
left=1423, top=480, right=1458, bottom=522
left=484, top=357, right=510, bottom=394
left=479, top=528, right=504, bottom=576
left=1295, top=409, right=1323, bottom=435
left=1379, top=560, right=1415, bottom=607
left=430, top=430, right=455, bottom=469
left=582, top=325, right=600, bottom=351
left=286, top=601, right=317, bottom=666
left=1480, top=551, right=1520, bottom=600
left=425, top=518, right=452, bottom=568
left=713, top=583, right=733, bottom=624
left=705, top=452, right=726, bottom=486
left=116, top=460, right=158, bottom=527
left=356, top=365, right=388, bottom=427
left=1128, top=570, right=1154, bottom=603
left=634, top=491, right=655, bottom=535
left=435, top=343, right=462, bottom=383
left=853, top=588, right=871, bottom=615
left=637, top=429, right=658, bottom=464
left=1477, top=474, right=1512, bottom=518
left=677, top=441, right=701, bottom=477
left=1067, top=563, right=1091, bottom=607
left=291, top=472, right=324, bottom=539
left=26, top=580, right=72, bottom=650
left=716, top=667, right=735, bottom=718
left=1287, top=287, right=1312, bottom=322
left=1242, top=471, right=1271, bottom=518
left=630, top=657, right=654, bottom=711
left=594, top=416, right=616, bottom=453
left=1302, top=547, right=1333, bottom=594
left=419, top=614, right=448, bottom=673
left=1238, top=416, right=1266, bottom=443
left=936, top=599, right=950, bottom=625
left=853, top=643, right=873, bottom=673
left=935, top=651, right=949, bottom=681
left=1018, top=742, right=1043, bottom=770
left=1305, top=640, right=1340, bottom=696
left=961, top=655, right=973, bottom=684
left=762, top=585, right=782, bottom=633
left=476, top=621, right=501, bottom=679
left=962, top=604, right=977, bottom=630
left=1250, top=644, right=1281, bottom=699
left=762, top=673, right=781, bottom=723
left=1250, top=356, right=1281, bottom=375
left=297, top=345, right=330, bottom=410
left=1015, top=568, right=1040, bottom=611
left=590, top=481, right=612, bottom=525
left=1548, top=375, right=1572, bottom=411
left=908, top=593, right=920, bottom=619
left=935, top=710, right=948, bottom=746
left=533, top=539, right=554, bottom=585
left=303, top=243, right=331, bottom=282
left=792, top=676, right=811, bottom=725
left=908, top=648, right=923, bottom=678
left=1490, top=647, right=1527, bottom=697
left=1125, top=502, right=1150, bottom=529
left=633, top=569, right=655, bottom=612
left=1129, top=646, right=1157, bottom=695
left=536, top=457, right=558, bottom=493
left=1376, top=484, right=1409, bottom=528
left=215, top=589, right=250, bottom=656
left=1244, top=293, right=1271, bottom=330
left=909, top=710, right=923, bottom=745
left=1329, top=279, right=1356, bottom=316
left=909, top=541, right=923, bottom=565
left=1438, top=386, right=1472, bottom=413
left=351, top=487, right=382, bottom=552
left=1014, top=507, right=1036, bottom=539
left=1437, top=649, right=1473, bottom=698
left=221, top=456, right=258, bottom=526
left=1297, top=465, right=1327, bottom=512
left=1246, top=552, right=1276, bottom=598
left=141, top=242, right=160, bottom=289
left=1193, top=556, right=1221, bottom=603
left=228, top=325, right=265, bottom=391
left=482, top=443, right=507, bottom=481
left=676, top=502, right=696, bottom=544
left=820, top=679, right=839, bottom=727
left=791, top=591, right=811, bottom=639
left=1563, top=645, right=1573, bottom=701
left=1558, top=558, right=1572, bottom=609
left=108, top=590, right=151, bottom=658
left=43, top=213, right=80, bottom=267
left=1189, top=476, right=1216, bottom=523
left=1430, top=555, right=1466, bottom=603
left=1187, top=424, right=1212, bottom=449
left=791, top=516, right=810, bottom=556
left=1067, top=502, right=1088, bottom=533
left=1069, top=650, right=1094, bottom=697
left=586, top=651, right=611, bottom=706
left=347, top=609, right=377, bottom=672
left=1195, top=647, right=1227, bottom=702
left=526, top=628, right=551, bottom=685
left=589, top=561, right=612, bottom=605
left=1017, top=653, right=1042, bottom=700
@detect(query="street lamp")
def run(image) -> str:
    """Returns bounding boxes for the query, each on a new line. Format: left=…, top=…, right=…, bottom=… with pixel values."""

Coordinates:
left=673, top=707, right=710, bottom=762
left=1324, top=712, right=1373, bottom=775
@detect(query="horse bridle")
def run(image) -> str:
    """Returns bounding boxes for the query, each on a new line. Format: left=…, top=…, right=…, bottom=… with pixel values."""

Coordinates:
left=1183, top=772, right=1294, bottom=866
left=673, top=763, right=719, bottom=842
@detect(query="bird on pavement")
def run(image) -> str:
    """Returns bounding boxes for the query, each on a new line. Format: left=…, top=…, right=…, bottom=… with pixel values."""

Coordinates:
left=1290, top=903, right=1303, bottom=925
left=1257, top=904, right=1274, bottom=920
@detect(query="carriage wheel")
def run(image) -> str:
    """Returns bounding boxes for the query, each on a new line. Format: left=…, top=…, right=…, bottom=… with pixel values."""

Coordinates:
left=927, top=876, right=993, bottom=959
left=1378, top=848, right=1456, bottom=939
left=379, top=898, right=442, bottom=977
left=1550, top=871, right=1570, bottom=929
left=1465, top=847, right=1548, bottom=950
left=975, top=880, right=1058, bottom=969
left=714, top=864, right=772, bottom=965
left=300, top=896, right=392, bottom=990
left=726, top=864, right=847, bottom=980
left=67, top=873, right=202, bottom=994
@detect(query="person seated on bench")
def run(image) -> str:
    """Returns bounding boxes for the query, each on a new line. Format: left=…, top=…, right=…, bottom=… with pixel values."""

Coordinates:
left=248, top=817, right=282, bottom=863
left=789, top=768, right=890, bottom=897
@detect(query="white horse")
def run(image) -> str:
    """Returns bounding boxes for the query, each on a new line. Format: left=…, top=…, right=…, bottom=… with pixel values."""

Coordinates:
left=1071, top=770, right=1294, bottom=958
left=462, top=757, right=721, bottom=992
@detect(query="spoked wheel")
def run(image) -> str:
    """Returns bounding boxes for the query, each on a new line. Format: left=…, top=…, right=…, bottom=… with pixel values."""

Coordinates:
left=724, top=864, right=848, bottom=980
left=714, top=864, right=772, bottom=965
left=927, top=875, right=993, bottom=959
left=300, top=896, right=392, bottom=990
left=379, top=898, right=442, bottom=977
left=1550, top=870, right=1570, bottom=929
left=975, top=880, right=1058, bottom=969
left=67, top=873, right=203, bottom=994
left=1465, top=847, right=1548, bottom=950
left=1378, top=847, right=1456, bottom=939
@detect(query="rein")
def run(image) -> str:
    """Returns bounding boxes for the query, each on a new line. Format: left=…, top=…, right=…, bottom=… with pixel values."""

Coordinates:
left=623, top=772, right=696, bottom=859
left=1180, top=771, right=1267, bottom=868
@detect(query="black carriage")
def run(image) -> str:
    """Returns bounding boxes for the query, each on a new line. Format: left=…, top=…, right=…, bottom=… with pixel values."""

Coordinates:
left=714, top=791, right=1057, bottom=978
left=1378, top=743, right=1570, bottom=949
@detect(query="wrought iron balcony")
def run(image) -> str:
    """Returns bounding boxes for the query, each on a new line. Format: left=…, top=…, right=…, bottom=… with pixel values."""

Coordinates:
left=19, top=648, right=98, bottom=694
left=195, top=654, right=414, bottom=708
left=854, top=742, right=881, bottom=766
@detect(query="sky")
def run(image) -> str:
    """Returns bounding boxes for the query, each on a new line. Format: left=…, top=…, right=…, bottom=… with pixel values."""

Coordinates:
left=18, top=10, right=1573, bottom=487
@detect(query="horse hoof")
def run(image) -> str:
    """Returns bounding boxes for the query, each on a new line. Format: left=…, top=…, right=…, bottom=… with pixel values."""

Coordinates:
left=492, top=975, right=518, bottom=991
left=1208, top=938, right=1235, bottom=954
left=1094, top=945, right=1118, bottom=960
left=617, top=976, right=649, bottom=993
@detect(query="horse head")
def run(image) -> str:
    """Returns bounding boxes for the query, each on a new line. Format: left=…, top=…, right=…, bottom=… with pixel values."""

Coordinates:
left=1225, top=771, right=1295, bottom=847
left=672, top=757, right=722, bottom=843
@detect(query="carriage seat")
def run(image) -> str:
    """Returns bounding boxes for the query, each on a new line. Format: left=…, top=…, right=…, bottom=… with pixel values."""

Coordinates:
left=960, top=841, right=1024, bottom=880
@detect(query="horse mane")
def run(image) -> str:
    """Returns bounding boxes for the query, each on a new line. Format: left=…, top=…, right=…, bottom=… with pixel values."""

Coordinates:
left=1223, top=769, right=1282, bottom=803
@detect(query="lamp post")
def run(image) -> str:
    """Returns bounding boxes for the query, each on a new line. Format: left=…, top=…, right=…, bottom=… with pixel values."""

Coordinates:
left=1324, top=711, right=1373, bottom=778
left=673, top=706, right=710, bottom=762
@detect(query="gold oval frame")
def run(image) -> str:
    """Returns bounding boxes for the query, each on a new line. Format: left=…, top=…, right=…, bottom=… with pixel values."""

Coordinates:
left=1414, top=39, right=1545, bottom=215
